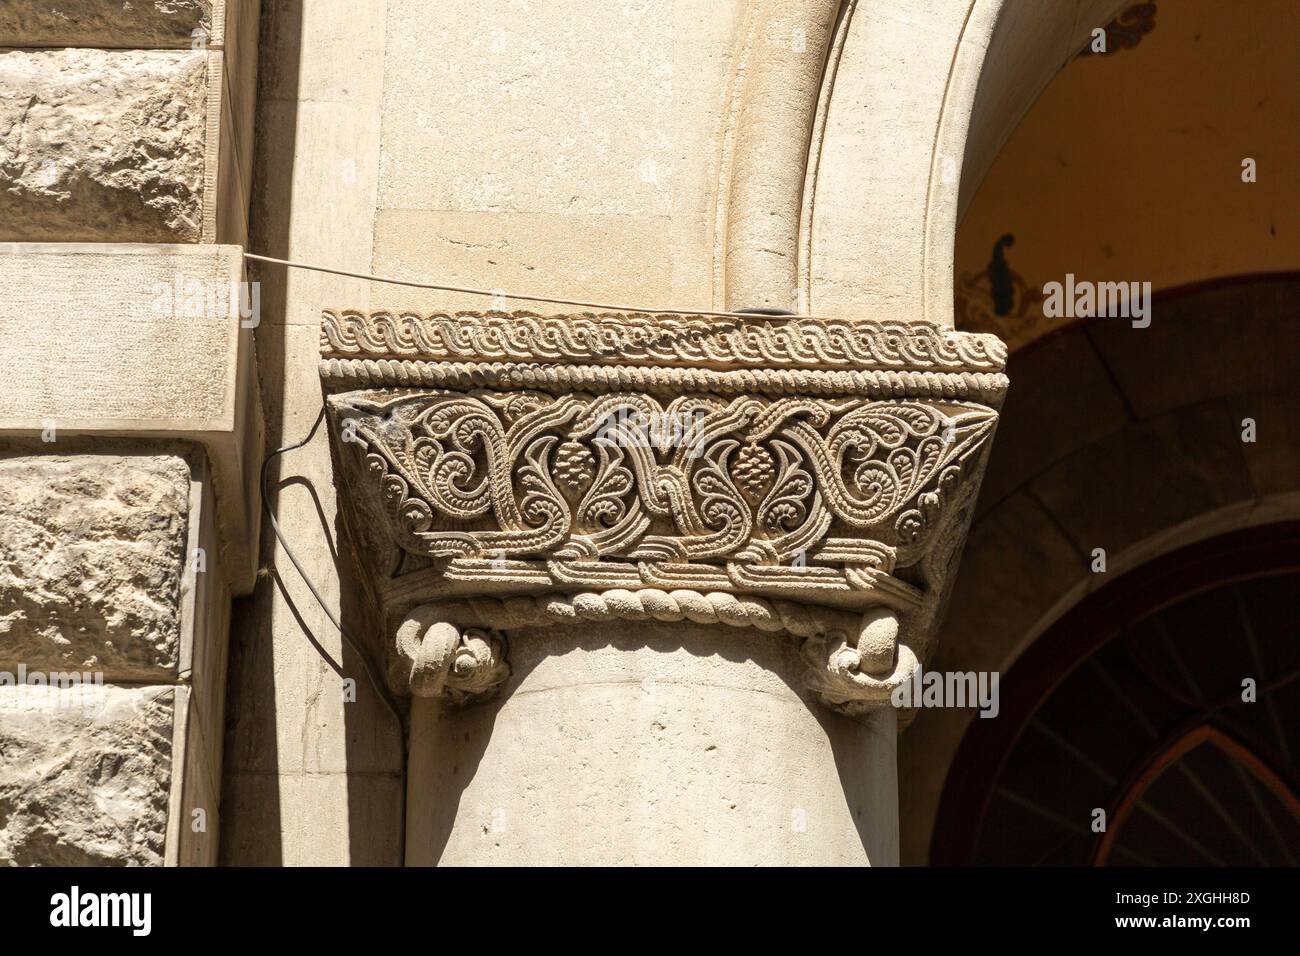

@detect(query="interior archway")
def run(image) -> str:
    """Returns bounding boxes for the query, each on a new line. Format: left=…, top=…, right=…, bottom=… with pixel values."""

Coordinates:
left=954, top=0, right=1300, bottom=352
left=901, top=273, right=1300, bottom=864
left=905, top=0, right=1300, bottom=865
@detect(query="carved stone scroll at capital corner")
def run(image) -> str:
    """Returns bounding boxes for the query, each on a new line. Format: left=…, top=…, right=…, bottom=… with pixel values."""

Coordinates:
left=318, top=308, right=1007, bottom=716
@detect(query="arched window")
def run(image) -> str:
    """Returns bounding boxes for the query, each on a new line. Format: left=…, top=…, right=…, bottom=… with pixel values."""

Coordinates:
left=932, top=524, right=1300, bottom=865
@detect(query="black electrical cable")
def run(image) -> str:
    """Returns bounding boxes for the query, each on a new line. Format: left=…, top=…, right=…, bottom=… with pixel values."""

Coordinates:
left=259, top=406, right=404, bottom=733
left=244, top=251, right=791, bottom=318
left=261, top=405, right=410, bottom=863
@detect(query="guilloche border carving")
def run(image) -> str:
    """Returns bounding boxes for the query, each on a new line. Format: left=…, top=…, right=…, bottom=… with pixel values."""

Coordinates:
left=321, top=310, right=1007, bottom=372
left=320, top=310, right=1008, bottom=400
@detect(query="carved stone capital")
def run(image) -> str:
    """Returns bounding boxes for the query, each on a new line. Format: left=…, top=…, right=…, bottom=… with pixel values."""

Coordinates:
left=320, top=309, right=1005, bottom=715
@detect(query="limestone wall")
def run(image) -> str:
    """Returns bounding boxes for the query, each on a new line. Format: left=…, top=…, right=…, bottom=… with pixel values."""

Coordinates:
left=0, top=1, right=261, bottom=866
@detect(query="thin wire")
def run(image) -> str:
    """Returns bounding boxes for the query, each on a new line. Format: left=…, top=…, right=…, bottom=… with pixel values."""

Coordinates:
left=260, top=406, right=404, bottom=733
left=244, top=251, right=786, bottom=318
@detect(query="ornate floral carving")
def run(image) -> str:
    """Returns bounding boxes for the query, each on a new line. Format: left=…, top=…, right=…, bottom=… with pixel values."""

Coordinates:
left=328, top=390, right=997, bottom=575
left=732, top=443, right=776, bottom=501
left=554, top=440, right=596, bottom=497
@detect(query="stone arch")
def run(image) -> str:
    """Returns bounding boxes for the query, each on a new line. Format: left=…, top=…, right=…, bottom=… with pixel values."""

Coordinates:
left=953, top=0, right=1135, bottom=217
left=900, top=274, right=1300, bottom=863
left=896, top=0, right=1300, bottom=864
left=953, top=0, right=1300, bottom=353
left=794, top=0, right=1128, bottom=323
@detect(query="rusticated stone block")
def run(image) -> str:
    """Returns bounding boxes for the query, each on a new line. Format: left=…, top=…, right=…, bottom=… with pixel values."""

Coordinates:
left=0, top=453, right=190, bottom=678
left=0, top=49, right=208, bottom=242
left=0, top=684, right=174, bottom=866
left=0, top=1, right=213, bottom=48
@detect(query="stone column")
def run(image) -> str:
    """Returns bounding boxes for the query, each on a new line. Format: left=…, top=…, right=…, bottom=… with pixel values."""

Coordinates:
left=405, top=621, right=900, bottom=865
left=320, top=308, right=1005, bottom=865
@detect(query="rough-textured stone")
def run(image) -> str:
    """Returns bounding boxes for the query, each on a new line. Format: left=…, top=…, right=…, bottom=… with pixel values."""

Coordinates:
left=0, top=685, right=174, bottom=866
left=0, top=454, right=190, bottom=677
left=1, top=245, right=241, bottom=427
left=0, top=49, right=208, bottom=242
left=0, top=1, right=213, bottom=48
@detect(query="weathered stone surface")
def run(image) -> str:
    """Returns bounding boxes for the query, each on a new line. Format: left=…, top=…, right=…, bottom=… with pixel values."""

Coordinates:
left=0, top=684, right=174, bottom=866
left=0, top=243, right=262, bottom=591
left=0, top=453, right=190, bottom=677
left=0, top=1, right=213, bottom=48
left=0, top=49, right=208, bottom=242
left=0, top=246, right=242, bottom=428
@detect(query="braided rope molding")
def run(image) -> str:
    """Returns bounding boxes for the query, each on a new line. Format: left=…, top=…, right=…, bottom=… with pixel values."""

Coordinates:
left=396, top=588, right=919, bottom=712
left=426, top=587, right=860, bottom=637
left=319, top=357, right=1008, bottom=401
left=321, top=310, right=1007, bottom=373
